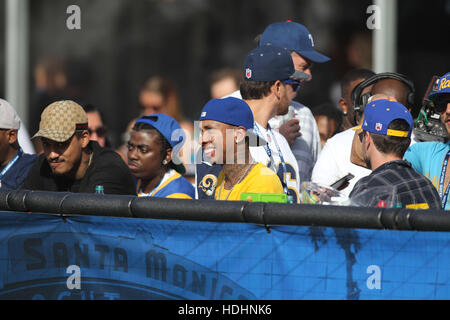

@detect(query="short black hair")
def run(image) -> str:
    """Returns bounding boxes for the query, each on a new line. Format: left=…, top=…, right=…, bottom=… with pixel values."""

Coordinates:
left=369, top=118, right=411, bottom=158
left=312, top=103, right=343, bottom=133
left=240, top=80, right=276, bottom=100
left=341, top=68, right=375, bottom=97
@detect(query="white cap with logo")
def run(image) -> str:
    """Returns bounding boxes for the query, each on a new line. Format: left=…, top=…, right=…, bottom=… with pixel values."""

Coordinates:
left=0, top=99, right=20, bottom=130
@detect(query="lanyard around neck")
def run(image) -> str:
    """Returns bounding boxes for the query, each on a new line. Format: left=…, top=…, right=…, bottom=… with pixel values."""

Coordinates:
left=0, top=149, right=23, bottom=180
left=439, top=151, right=450, bottom=208
left=252, top=122, right=289, bottom=194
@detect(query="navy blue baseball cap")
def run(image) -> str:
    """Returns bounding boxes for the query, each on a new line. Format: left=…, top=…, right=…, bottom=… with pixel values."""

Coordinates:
left=243, top=45, right=310, bottom=82
left=259, top=21, right=330, bottom=63
left=199, top=97, right=267, bottom=146
left=354, top=99, right=413, bottom=137
left=428, top=72, right=450, bottom=101
left=134, top=113, right=186, bottom=173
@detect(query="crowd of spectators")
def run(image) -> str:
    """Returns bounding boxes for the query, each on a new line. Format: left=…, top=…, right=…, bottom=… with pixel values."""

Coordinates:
left=1, top=20, right=449, bottom=211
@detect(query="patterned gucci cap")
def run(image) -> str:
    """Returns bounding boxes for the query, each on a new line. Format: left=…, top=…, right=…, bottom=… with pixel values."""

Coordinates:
left=32, top=100, right=88, bottom=142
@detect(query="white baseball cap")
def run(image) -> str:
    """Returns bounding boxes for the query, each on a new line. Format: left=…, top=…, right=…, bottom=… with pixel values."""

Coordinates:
left=0, top=98, right=21, bottom=130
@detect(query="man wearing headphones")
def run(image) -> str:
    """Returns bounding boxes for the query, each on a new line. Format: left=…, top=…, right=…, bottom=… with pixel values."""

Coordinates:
left=404, top=72, right=450, bottom=210
left=349, top=73, right=419, bottom=168
left=311, top=72, right=417, bottom=196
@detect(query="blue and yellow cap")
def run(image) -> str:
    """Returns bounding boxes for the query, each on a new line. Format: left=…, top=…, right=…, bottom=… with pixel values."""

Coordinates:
left=428, top=72, right=450, bottom=101
left=353, top=99, right=413, bottom=138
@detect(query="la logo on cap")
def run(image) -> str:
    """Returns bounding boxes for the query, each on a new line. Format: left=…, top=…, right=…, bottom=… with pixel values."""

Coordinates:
left=245, top=68, right=252, bottom=79
left=201, top=112, right=206, bottom=117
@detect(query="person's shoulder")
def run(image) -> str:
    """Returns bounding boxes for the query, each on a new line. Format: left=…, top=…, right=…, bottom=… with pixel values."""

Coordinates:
left=290, top=100, right=308, bottom=111
left=251, top=162, right=279, bottom=180
left=93, top=143, right=128, bottom=168
left=272, top=128, right=291, bottom=147
left=407, top=140, right=449, bottom=155
left=20, top=153, right=38, bottom=164
left=28, top=152, right=47, bottom=169
left=174, top=172, right=195, bottom=188
left=165, top=172, right=195, bottom=198
left=321, top=127, right=354, bottom=150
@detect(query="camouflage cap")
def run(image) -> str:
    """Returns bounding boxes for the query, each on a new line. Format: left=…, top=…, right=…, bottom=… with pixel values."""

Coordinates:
left=32, top=100, right=88, bottom=142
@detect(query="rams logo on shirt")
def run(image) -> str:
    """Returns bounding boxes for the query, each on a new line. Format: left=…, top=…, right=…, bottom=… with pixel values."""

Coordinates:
left=199, top=174, right=218, bottom=196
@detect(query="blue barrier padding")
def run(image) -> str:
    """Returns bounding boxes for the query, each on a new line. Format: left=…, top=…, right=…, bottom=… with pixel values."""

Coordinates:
left=0, top=210, right=449, bottom=300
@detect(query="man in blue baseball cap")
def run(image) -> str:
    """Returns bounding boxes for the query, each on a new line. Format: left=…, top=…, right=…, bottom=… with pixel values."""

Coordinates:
left=199, top=97, right=283, bottom=201
left=350, top=99, right=441, bottom=209
left=259, top=20, right=330, bottom=184
left=429, top=72, right=450, bottom=135
left=404, top=72, right=450, bottom=210
left=196, top=45, right=308, bottom=203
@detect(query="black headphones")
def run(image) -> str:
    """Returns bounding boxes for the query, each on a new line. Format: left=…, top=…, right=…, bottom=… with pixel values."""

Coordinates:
left=351, top=72, right=416, bottom=124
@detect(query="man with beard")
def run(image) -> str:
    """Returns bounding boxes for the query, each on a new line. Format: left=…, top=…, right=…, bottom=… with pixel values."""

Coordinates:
left=21, top=100, right=136, bottom=194
left=404, top=72, right=450, bottom=209
left=349, top=99, right=440, bottom=209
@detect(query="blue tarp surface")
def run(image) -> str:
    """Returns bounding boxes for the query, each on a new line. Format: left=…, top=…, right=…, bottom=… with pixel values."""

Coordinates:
left=0, top=210, right=449, bottom=300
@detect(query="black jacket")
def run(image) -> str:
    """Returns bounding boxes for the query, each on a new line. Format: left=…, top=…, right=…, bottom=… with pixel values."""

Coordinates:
left=21, top=141, right=136, bottom=195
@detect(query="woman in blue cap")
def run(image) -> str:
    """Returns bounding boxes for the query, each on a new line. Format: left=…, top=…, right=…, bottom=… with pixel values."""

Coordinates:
left=127, top=113, right=195, bottom=199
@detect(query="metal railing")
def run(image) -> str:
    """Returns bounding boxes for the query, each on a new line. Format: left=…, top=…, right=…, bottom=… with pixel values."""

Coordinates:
left=1, top=189, right=449, bottom=232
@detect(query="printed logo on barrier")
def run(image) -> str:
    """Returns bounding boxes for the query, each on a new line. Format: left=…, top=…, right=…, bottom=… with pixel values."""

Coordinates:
left=0, top=232, right=255, bottom=300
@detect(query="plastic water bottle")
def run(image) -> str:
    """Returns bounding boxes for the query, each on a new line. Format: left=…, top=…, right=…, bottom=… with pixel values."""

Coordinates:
left=95, top=185, right=104, bottom=195
left=287, top=194, right=295, bottom=204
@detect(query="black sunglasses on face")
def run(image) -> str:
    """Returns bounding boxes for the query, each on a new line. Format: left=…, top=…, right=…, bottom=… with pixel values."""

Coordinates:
left=435, top=101, right=450, bottom=114
left=283, top=80, right=301, bottom=92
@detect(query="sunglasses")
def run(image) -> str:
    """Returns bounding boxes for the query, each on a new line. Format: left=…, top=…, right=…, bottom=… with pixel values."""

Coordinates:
left=88, top=126, right=107, bottom=138
left=283, top=79, right=301, bottom=92
left=435, top=101, right=449, bottom=113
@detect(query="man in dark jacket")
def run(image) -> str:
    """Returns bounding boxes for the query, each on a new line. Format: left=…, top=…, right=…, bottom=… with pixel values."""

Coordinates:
left=0, top=99, right=37, bottom=190
left=22, top=100, right=136, bottom=195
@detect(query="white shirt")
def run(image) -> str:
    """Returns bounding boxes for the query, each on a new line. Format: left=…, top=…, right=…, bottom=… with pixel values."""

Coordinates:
left=269, top=100, right=321, bottom=182
left=250, top=122, right=301, bottom=202
left=18, top=122, right=36, bottom=154
left=311, top=127, right=371, bottom=197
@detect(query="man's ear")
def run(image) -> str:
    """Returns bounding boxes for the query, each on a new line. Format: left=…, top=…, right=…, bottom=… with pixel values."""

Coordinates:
left=7, top=129, right=18, bottom=145
left=338, top=98, right=348, bottom=115
left=164, top=148, right=173, bottom=164
left=272, top=80, right=282, bottom=100
left=235, top=127, right=247, bottom=144
left=364, top=131, right=372, bottom=148
left=80, top=130, right=91, bottom=148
